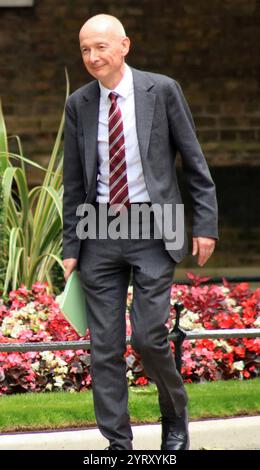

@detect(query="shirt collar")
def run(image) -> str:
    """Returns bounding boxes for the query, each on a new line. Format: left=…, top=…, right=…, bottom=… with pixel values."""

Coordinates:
left=99, top=64, right=133, bottom=102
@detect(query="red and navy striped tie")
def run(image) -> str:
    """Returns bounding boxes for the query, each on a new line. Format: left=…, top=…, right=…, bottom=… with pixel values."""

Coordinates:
left=108, top=92, right=129, bottom=212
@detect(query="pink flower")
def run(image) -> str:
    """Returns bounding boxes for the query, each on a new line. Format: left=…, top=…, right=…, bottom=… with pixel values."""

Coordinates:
left=85, top=374, right=92, bottom=386
left=18, top=330, right=34, bottom=341
left=9, top=286, right=28, bottom=300
left=32, top=282, right=49, bottom=293
left=10, top=299, right=27, bottom=309
left=36, top=294, right=53, bottom=305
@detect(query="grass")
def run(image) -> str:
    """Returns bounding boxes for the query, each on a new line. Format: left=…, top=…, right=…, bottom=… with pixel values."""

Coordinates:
left=0, top=378, right=259, bottom=433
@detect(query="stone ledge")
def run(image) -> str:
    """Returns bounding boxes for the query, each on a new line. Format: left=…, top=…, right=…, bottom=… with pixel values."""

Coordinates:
left=0, top=416, right=259, bottom=450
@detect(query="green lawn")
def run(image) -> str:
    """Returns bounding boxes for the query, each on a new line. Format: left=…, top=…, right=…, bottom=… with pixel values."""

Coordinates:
left=0, top=378, right=259, bottom=433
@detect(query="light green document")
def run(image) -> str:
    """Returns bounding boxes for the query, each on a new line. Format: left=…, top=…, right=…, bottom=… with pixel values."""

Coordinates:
left=56, top=270, right=88, bottom=337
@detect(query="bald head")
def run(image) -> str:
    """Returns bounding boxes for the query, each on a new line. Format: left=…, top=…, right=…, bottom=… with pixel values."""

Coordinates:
left=79, top=14, right=126, bottom=41
left=79, top=14, right=130, bottom=89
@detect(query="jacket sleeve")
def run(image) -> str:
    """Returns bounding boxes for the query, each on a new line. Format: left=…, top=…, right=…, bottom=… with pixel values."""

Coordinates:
left=166, top=79, right=218, bottom=239
left=62, top=97, right=86, bottom=260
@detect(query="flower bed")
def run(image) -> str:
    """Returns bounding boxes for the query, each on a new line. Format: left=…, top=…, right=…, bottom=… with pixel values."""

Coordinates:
left=0, top=275, right=259, bottom=394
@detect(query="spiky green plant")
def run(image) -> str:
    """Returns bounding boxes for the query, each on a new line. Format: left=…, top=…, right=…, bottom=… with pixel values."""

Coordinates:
left=0, top=71, right=69, bottom=294
left=0, top=100, right=9, bottom=294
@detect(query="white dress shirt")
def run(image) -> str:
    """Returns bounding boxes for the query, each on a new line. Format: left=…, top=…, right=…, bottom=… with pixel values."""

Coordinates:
left=96, top=64, right=151, bottom=203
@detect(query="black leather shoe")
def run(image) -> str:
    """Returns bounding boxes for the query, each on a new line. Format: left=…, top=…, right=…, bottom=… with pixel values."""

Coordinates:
left=160, top=408, right=189, bottom=450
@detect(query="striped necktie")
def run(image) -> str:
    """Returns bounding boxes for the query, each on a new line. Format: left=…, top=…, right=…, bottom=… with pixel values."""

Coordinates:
left=108, top=92, right=129, bottom=212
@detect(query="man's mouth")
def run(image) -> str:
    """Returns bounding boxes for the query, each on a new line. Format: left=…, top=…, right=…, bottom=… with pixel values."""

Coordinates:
left=92, top=65, right=104, bottom=70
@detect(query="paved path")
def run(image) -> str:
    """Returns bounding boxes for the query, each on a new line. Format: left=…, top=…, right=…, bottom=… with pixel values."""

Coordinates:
left=0, top=416, right=259, bottom=450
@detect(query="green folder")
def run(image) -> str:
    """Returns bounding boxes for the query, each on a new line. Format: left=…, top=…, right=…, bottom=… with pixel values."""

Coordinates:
left=56, top=270, right=88, bottom=337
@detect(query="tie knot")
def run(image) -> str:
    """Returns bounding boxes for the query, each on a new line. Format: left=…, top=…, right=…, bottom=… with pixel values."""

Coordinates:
left=109, top=92, right=118, bottom=104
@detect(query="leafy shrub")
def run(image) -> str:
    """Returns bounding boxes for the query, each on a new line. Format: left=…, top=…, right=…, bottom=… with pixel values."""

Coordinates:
left=0, top=275, right=259, bottom=394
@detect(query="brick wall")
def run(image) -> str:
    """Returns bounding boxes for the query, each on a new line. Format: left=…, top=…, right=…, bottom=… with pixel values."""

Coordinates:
left=0, top=0, right=260, bottom=266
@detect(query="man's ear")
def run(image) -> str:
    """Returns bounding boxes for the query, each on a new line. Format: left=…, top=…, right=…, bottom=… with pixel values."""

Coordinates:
left=121, top=36, right=130, bottom=57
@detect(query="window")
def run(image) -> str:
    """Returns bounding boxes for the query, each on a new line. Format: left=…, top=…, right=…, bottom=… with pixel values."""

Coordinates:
left=0, top=1, right=34, bottom=6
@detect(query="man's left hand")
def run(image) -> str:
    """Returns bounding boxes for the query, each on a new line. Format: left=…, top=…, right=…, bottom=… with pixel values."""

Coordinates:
left=192, top=237, right=216, bottom=266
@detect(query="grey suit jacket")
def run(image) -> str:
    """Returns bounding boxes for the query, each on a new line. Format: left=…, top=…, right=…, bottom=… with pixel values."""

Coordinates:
left=62, top=67, right=218, bottom=263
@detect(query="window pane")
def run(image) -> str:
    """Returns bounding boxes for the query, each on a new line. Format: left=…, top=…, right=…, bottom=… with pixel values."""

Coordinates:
left=0, top=1, right=34, bottom=7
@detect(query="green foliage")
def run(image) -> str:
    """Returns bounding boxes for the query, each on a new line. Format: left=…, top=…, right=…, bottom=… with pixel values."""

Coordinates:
left=0, top=100, right=9, bottom=294
left=0, top=186, right=5, bottom=294
left=51, top=261, right=66, bottom=296
left=0, top=380, right=259, bottom=433
left=0, top=71, right=69, bottom=294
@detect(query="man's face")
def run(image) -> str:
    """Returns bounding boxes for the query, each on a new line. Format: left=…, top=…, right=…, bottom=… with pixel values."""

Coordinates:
left=79, top=27, right=129, bottom=87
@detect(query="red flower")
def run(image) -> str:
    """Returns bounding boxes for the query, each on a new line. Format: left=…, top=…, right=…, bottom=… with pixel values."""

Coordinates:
left=233, top=345, right=246, bottom=358
left=214, top=350, right=224, bottom=360
left=243, top=370, right=250, bottom=379
left=134, top=377, right=148, bottom=386
left=186, top=272, right=211, bottom=287
left=242, top=338, right=260, bottom=353
left=222, top=352, right=234, bottom=366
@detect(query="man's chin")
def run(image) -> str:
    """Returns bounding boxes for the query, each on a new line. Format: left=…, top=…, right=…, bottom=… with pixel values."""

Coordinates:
left=88, top=68, right=106, bottom=80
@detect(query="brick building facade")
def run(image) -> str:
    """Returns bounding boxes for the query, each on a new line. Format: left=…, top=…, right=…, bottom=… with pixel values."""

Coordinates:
left=0, top=0, right=260, bottom=268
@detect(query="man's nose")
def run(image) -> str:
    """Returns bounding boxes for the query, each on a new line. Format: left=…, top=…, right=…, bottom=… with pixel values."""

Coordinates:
left=89, top=50, right=99, bottom=63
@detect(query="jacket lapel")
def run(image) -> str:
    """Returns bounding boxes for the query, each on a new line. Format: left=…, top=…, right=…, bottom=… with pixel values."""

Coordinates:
left=132, top=68, right=156, bottom=165
left=80, top=81, right=100, bottom=196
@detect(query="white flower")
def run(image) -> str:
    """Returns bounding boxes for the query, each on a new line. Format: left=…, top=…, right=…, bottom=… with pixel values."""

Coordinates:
left=233, top=306, right=242, bottom=313
left=180, top=310, right=203, bottom=331
left=54, top=376, right=64, bottom=388
left=170, top=293, right=183, bottom=305
left=54, top=358, right=68, bottom=367
left=221, top=287, right=230, bottom=295
left=225, top=298, right=237, bottom=307
left=126, top=370, right=134, bottom=381
left=54, top=366, right=68, bottom=375
left=10, top=324, right=26, bottom=338
left=0, top=317, right=11, bottom=335
left=38, top=312, right=48, bottom=320
left=233, top=361, right=245, bottom=371
left=23, top=302, right=36, bottom=314
left=40, top=351, right=55, bottom=362
left=213, top=339, right=233, bottom=352
left=0, top=316, right=14, bottom=327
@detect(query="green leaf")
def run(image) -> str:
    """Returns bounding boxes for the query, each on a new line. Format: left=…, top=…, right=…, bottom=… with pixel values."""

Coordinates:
left=0, top=99, right=8, bottom=173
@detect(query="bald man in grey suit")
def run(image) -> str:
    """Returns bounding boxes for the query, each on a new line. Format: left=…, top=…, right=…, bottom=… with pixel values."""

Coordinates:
left=63, top=14, right=218, bottom=450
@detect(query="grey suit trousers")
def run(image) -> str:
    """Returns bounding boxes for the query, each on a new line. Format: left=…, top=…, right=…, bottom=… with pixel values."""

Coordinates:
left=78, top=205, right=188, bottom=450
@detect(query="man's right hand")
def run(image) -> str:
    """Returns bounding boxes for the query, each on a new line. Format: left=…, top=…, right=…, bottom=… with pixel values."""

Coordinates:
left=63, top=258, right=78, bottom=282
